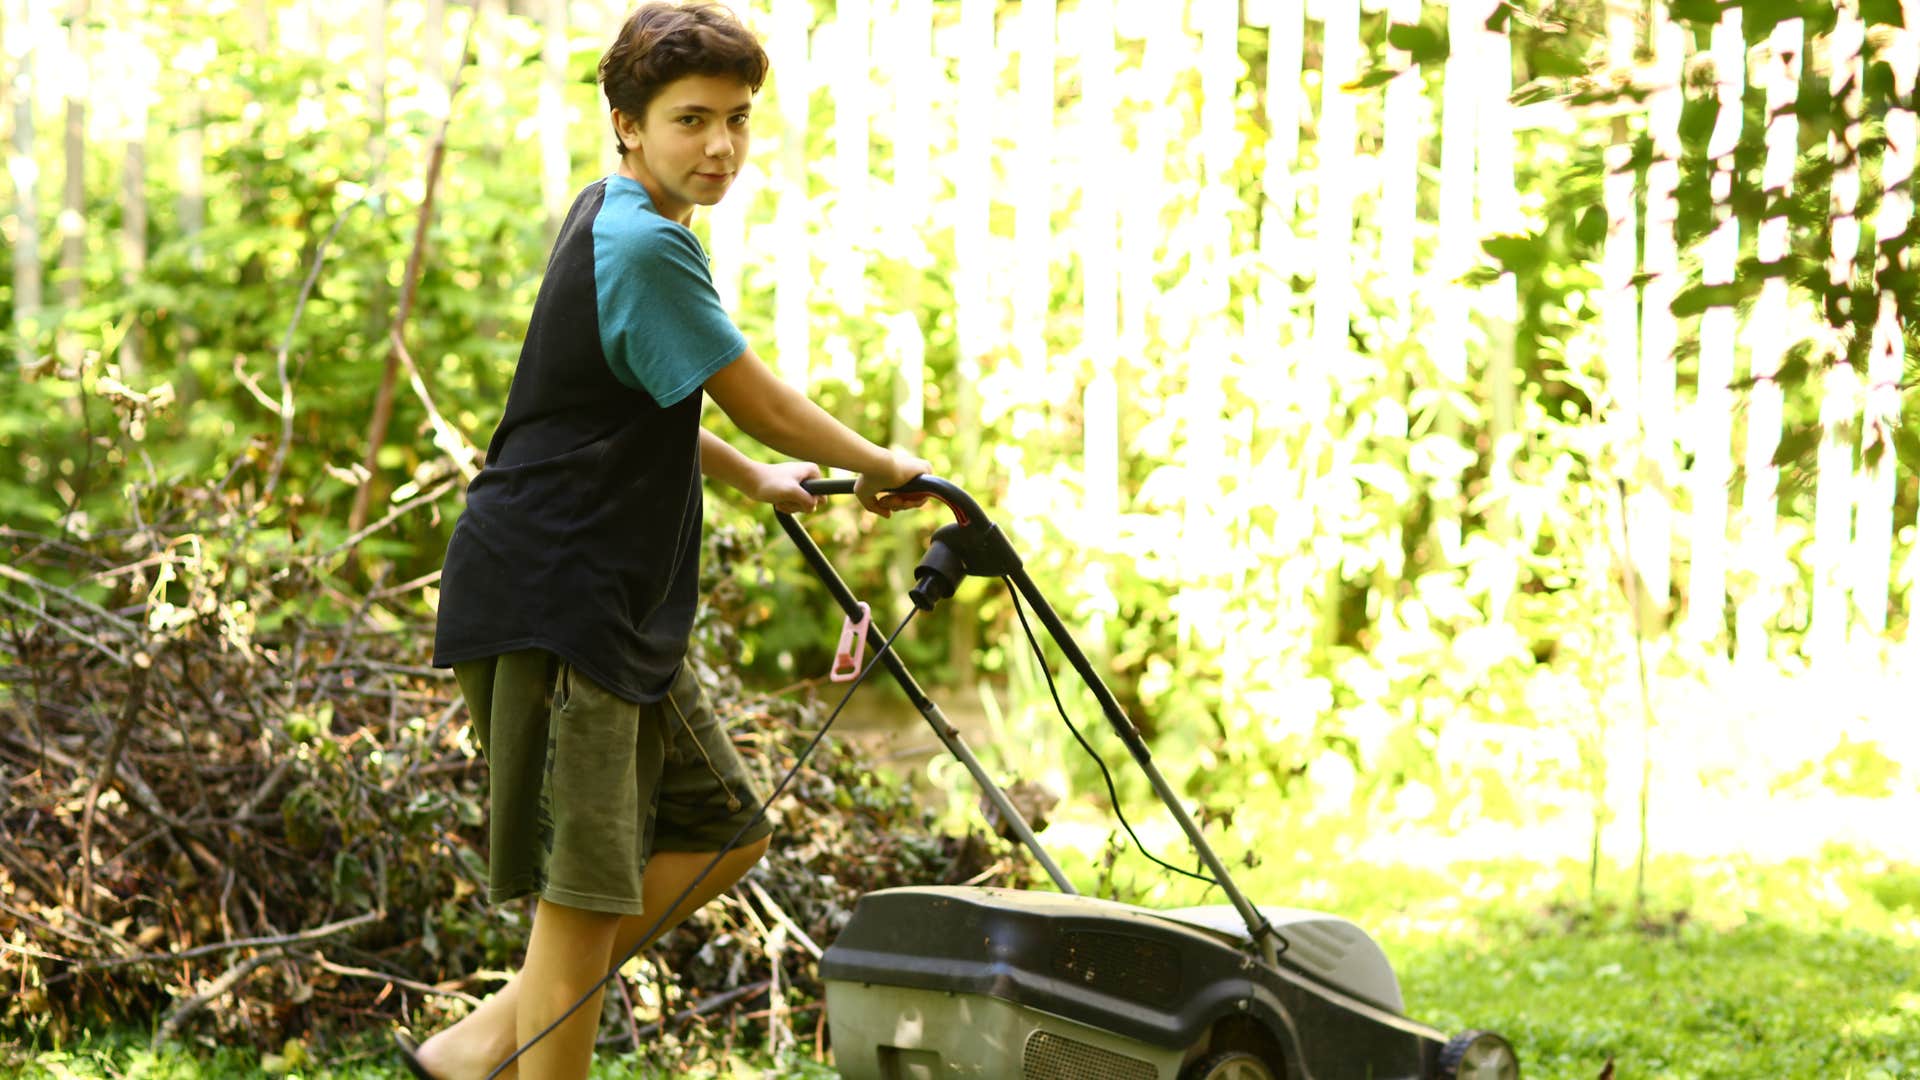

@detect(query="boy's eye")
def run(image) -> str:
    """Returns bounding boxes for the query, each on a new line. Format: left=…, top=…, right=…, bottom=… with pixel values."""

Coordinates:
left=730, top=114, right=750, bottom=126
left=677, top=115, right=700, bottom=126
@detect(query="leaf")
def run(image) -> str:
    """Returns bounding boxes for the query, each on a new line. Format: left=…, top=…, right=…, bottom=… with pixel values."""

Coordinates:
left=1576, top=205, right=1608, bottom=248
left=1482, top=233, right=1545, bottom=274
left=1345, top=67, right=1408, bottom=92
left=1387, top=20, right=1450, bottom=65
left=1666, top=0, right=1726, bottom=25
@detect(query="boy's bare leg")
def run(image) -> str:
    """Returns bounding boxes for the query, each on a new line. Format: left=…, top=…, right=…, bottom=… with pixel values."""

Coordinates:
left=415, top=980, right=523, bottom=1079
left=515, top=900, right=622, bottom=1079
left=414, top=838, right=769, bottom=1080
left=622, top=838, right=771, bottom=957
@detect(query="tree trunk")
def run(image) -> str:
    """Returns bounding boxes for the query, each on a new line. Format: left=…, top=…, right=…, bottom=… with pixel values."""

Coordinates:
left=424, top=0, right=444, bottom=86
left=1850, top=92, right=1912, bottom=634
left=1857, top=40, right=1917, bottom=639
left=1121, top=1, right=1181, bottom=408
left=1012, top=0, right=1054, bottom=384
left=1252, top=0, right=1302, bottom=361
left=118, top=7, right=155, bottom=376
left=348, top=0, right=397, bottom=535
left=1307, top=0, right=1361, bottom=648
left=1429, top=0, right=1483, bottom=565
left=367, top=0, right=387, bottom=179
left=946, top=0, right=996, bottom=689
left=1376, top=0, right=1423, bottom=586
left=1734, top=18, right=1803, bottom=669
left=1306, top=0, right=1358, bottom=428
left=824, top=0, right=870, bottom=326
left=6, top=0, right=43, bottom=366
left=1682, top=8, right=1746, bottom=648
left=1474, top=0, right=1519, bottom=616
left=1809, top=8, right=1866, bottom=665
left=1634, top=9, right=1685, bottom=624
left=1599, top=0, right=1640, bottom=587
left=883, top=0, right=932, bottom=226
left=60, top=0, right=86, bottom=316
left=770, top=0, right=811, bottom=388
left=1078, top=0, right=1120, bottom=531
left=538, top=0, right=567, bottom=246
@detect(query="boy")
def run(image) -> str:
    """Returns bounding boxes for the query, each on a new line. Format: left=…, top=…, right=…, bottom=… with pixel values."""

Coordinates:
left=401, top=4, right=930, bottom=1076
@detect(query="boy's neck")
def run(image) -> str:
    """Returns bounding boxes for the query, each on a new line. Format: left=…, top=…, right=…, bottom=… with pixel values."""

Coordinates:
left=617, top=158, right=695, bottom=226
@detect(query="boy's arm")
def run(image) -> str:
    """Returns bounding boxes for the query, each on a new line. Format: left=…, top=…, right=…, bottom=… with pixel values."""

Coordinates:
left=698, top=429, right=822, bottom=514
left=704, top=347, right=931, bottom=515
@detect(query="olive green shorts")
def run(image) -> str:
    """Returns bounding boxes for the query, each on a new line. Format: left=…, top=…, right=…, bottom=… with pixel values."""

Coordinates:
left=453, top=651, right=773, bottom=916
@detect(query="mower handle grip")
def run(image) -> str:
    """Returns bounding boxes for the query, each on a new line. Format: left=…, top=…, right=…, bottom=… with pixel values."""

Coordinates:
left=799, top=474, right=982, bottom=527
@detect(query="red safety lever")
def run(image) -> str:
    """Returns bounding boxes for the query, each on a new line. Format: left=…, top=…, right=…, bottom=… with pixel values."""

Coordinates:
left=830, top=602, right=872, bottom=682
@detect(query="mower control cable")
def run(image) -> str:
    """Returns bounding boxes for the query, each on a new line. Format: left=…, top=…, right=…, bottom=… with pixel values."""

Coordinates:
left=483, top=605, right=920, bottom=1080
left=1002, top=577, right=1218, bottom=891
left=1003, top=578, right=1288, bottom=959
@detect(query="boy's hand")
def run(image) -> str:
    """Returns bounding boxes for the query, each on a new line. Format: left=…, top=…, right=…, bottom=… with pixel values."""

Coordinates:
left=748, top=460, right=824, bottom=514
left=856, top=451, right=933, bottom=517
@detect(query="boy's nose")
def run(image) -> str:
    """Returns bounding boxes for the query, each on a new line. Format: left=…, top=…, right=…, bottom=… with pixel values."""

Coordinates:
left=708, top=134, right=734, bottom=159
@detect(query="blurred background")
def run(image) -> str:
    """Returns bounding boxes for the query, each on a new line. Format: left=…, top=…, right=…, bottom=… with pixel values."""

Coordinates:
left=4, top=0, right=1919, bottom=1075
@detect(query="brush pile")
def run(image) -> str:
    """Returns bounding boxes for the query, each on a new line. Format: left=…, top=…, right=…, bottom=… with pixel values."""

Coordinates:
left=0, top=489, right=1026, bottom=1061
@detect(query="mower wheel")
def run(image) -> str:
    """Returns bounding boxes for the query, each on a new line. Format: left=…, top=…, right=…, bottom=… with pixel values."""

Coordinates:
left=1182, top=1050, right=1279, bottom=1080
left=1437, top=1030, right=1520, bottom=1080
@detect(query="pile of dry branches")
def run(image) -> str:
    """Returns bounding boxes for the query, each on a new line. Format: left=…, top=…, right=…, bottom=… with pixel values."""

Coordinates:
left=0, top=503, right=1025, bottom=1058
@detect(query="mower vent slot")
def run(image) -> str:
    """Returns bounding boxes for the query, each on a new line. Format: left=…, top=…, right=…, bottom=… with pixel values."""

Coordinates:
left=1052, top=930, right=1181, bottom=1005
left=1022, top=1030, right=1158, bottom=1080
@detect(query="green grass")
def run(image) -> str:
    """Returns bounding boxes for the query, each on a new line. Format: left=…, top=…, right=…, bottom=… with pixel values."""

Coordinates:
left=11, top=851, right=1918, bottom=1078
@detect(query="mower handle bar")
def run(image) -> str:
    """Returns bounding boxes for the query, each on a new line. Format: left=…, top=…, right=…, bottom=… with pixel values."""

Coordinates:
left=783, top=472, right=1283, bottom=965
left=800, top=474, right=980, bottom=526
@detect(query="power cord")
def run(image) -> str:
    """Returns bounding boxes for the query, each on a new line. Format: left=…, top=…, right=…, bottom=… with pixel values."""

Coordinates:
left=484, top=606, right=919, bottom=1079
left=1002, top=577, right=1220, bottom=892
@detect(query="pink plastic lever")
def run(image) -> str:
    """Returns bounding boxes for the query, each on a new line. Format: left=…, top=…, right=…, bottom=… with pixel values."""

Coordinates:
left=830, top=602, right=872, bottom=682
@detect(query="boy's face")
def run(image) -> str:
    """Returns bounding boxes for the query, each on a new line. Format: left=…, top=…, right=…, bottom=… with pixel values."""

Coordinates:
left=613, top=74, right=754, bottom=225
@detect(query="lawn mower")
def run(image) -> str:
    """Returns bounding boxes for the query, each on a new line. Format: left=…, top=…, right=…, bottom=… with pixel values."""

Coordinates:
left=775, top=476, right=1520, bottom=1080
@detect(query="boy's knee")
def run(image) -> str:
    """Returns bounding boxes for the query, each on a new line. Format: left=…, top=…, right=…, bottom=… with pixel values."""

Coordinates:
left=740, top=834, right=771, bottom=863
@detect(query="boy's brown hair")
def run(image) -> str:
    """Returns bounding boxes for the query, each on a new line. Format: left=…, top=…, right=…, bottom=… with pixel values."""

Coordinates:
left=598, top=2, right=770, bottom=157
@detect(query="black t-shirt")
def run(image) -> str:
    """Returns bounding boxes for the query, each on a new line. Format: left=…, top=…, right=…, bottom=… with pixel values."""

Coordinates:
left=432, top=175, right=748, bottom=702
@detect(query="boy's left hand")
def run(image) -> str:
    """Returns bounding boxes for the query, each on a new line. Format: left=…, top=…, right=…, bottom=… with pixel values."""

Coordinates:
left=750, top=461, right=823, bottom=514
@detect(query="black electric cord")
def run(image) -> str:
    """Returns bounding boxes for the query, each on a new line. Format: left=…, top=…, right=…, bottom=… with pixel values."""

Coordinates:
left=1002, top=577, right=1220, bottom=892
left=482, top=606, right=919, bottom=1079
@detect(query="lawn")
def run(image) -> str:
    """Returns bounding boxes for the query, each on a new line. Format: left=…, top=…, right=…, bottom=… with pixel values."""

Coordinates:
left=11, top=848, right=1917, bottom=1079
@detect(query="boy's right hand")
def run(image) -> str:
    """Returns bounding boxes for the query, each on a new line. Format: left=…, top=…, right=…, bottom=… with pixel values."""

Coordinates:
left=855, top=450, right=933, bottom=517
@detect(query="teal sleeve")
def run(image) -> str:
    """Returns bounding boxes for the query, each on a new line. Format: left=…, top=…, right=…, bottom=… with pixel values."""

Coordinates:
left=593, top=216, right=747, bottom=407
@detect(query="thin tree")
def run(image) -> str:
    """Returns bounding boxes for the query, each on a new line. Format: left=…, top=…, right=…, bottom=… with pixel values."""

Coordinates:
left=174, top=0, right=208, bottom=386
left=1012, top=0, right=1054, bottom=391
left=1430, top=0, right=1484, bottom=563
left=1682, top=7, right=1746, bottom=648
left=1852, top=29, right=1915, bottom=639
left=60, top=0, right=86, bottom=318
left=538, top=0, right=568, bottom=246
left=1377, top=0, right=1422, bottom=602
left=1735, top=17, right=1803, bottom=669
left=947, top=0, right=996, bottom=687
left=1475, top=0, right=1520, bottom=612
left=1809, top=7, right=1867, bottom=665
left=1599, top=0, right=1640, bottom=565
left=117, top=4, right=156, bottom=376
left=823, top=0, right=870, bottom=331
left=887, top=0, right=933, bottom=227
left=769, top=0, right=810, bottom=388
left=1252, top=0, right=1303, bottom=362
left=5, top=0, right=43, bottom=366
left=1078, top=0, right=1120, bottom=531
left=1635, top=8, right=1685, bottom=617
left=1184, top=0, right=1236, bottom=593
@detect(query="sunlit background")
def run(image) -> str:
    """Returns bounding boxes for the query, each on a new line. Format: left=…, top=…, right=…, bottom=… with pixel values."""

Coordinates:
left=7, top=0, right=1920, bottom=953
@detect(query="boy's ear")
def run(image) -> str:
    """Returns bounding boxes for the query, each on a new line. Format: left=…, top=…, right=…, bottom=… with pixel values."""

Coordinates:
left=612, top=108, right=641, bottom=152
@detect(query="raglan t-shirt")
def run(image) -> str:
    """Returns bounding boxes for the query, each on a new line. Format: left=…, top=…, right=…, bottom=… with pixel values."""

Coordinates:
left=431, top=174, right=747, bottom=703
